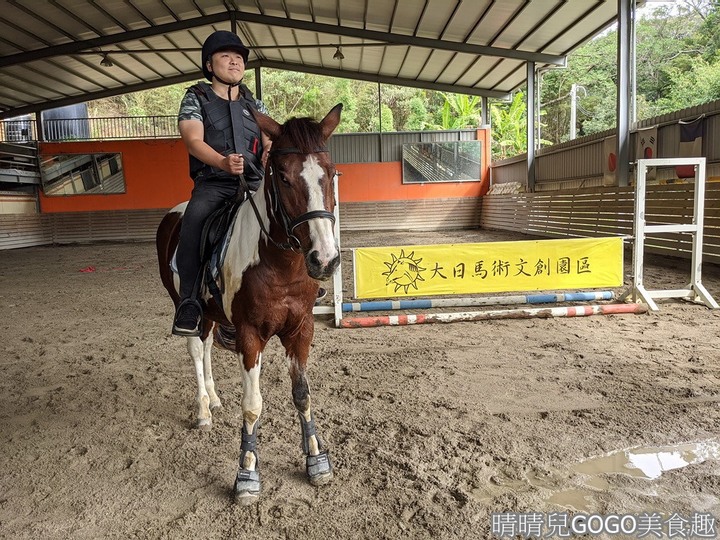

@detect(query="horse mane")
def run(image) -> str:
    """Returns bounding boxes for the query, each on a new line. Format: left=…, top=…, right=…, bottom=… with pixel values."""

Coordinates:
left=281, top=117, right=325, bottom=153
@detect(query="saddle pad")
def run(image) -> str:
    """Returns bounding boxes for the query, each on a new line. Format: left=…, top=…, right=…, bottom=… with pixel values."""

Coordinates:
left=169, top=216, right=236, bottom=280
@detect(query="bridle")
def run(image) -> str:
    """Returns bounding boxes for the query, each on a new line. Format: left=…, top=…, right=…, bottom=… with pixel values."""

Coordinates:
left=239, top=146, right=336, bottom=252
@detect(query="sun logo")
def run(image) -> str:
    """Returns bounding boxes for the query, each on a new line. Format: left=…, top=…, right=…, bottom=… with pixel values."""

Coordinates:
left=382, top=250, right=426, bottom=294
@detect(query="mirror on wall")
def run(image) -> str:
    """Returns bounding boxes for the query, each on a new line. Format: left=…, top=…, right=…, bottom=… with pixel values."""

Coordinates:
left=39, top=153, right=126, bottom=196
left=402, top=140, right=482, bottom=184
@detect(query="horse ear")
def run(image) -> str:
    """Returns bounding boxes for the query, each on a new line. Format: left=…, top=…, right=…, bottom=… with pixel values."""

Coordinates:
left=251, top=109, right=282, bottom=139
left=320, top=103, right=343, bottom=140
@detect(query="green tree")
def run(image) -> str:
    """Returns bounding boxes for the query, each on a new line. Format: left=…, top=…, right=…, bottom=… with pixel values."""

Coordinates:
left=405, top=96, right=428, bottom=131
left=659, top=56, right=720, bottom=109
left=540, top=0, right=717, bottom=142
left=490, top=92, right=527, bottom=160
left=432, top=93, right=482, bottom=129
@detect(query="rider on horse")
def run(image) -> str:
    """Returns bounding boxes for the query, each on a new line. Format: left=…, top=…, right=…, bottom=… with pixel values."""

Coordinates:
left=172, top=31, right=270, bottom=336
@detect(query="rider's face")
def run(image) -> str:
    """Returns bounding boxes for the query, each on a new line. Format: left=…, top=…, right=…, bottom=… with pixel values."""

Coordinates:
left=208, top=50, right=246, bottom=83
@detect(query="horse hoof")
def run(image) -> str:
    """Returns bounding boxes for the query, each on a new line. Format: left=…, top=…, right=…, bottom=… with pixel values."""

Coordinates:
left=197, top=419, right=212, bottom=431
left=309, top=469, right=334, bottom=487
left=234, top=490, right=260, bottom=506
left=210, top=401, right=222, bottom=413
left=234, top=470, right=261, bottom=505
left=307, top=451, right=334, bottom=486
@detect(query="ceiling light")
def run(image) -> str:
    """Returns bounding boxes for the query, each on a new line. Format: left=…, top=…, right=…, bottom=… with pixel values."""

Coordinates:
left=100, top=53, right=114, bottom=67
left=333, top=46, right=344, bottom=60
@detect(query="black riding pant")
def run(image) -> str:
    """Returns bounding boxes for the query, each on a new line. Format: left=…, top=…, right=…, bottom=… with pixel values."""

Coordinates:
left=176, top=177, right=240, bottom=301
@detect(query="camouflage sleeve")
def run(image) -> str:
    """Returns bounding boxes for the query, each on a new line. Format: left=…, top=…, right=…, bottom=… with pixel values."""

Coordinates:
left=178, top=90, right=202, bottom=123
left=255, top=99, right=269, bottom=115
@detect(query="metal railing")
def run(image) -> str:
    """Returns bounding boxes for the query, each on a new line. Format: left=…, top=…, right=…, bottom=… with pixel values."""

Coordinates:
left=0, top=116, right=179, bottom=142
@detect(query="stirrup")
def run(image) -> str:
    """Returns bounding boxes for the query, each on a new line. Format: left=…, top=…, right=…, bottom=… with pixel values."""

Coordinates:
left=171, top=298, right=203, bottom=337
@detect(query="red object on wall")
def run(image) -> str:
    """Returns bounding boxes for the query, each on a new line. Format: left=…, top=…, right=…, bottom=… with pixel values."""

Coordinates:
left=608, top=153, right=617, bottom=172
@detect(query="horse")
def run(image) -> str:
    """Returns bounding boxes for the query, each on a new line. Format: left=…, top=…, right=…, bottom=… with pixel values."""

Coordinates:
left=156, top=104, right=342, bottom=504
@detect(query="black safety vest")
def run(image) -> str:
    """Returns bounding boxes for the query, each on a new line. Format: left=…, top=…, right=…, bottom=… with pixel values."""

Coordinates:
left=187, top=82, right=264, bottom=189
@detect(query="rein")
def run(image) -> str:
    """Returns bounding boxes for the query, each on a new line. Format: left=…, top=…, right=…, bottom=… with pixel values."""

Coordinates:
left=238, top=146, right=336, bottom=252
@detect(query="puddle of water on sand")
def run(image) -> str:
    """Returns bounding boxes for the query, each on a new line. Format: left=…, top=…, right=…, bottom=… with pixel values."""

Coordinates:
left=470, top=440, right=720, bottom=511
left=547, top=439, right=720, bottom=511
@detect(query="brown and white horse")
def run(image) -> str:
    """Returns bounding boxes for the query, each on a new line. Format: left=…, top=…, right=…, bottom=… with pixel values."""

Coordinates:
left=156, top=105, right=342, bottom=504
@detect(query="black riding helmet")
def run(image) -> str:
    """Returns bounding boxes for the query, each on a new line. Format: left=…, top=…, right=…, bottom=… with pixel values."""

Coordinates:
left=201, top=31, right=250, bottom=81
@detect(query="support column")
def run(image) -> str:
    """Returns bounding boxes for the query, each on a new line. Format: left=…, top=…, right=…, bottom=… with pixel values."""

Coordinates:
left=481, top=96, right=490, bottom=128
left=255, top=68, right=262, bottom=101
left=526, top=61, right=536, bottom=192
left=616, top=0, right=632, bottom=187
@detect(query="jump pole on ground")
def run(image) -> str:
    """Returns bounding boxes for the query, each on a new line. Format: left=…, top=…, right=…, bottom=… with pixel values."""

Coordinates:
left=339, top=303, right=648, bottom=328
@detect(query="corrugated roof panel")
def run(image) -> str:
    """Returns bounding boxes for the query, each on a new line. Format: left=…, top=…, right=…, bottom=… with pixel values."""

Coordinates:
left=491, top=1, right=561, bottom=49
left=0, top=0, right=628, bottom=118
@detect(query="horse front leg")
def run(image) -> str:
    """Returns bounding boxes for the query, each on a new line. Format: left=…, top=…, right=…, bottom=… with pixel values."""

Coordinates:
left=203, top=325, right=222, bottom=413
left=282, top=334, right=334, bottom=487
left=234, top=338, right=264, bottom=505
left=187, top=335, right=215, bottom=430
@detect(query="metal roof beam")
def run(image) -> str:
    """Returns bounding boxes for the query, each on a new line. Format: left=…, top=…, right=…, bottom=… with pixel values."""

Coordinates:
left=0, top=8, right=566, bottom=69
left=259, top=60, right=510, bottom=99
left=0, top=71, right=203, bottom=119
left=236, top=10, right=565, bottom=65
left=0, top=12, right=229, bottom=68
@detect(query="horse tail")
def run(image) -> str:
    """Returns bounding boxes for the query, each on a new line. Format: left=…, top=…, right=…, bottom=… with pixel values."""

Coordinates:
left=156, top=206, right=185, bottom=304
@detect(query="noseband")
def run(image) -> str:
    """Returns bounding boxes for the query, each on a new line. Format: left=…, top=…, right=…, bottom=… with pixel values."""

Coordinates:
left=240, top=146, right=336, bottom=252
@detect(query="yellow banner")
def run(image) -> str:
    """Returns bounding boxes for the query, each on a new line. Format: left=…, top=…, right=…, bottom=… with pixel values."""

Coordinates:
left=354, top=237, right=623, bottom=298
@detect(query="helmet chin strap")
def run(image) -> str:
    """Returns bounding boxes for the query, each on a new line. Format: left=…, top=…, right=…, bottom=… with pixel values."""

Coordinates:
left=212, top=74, right=242, bottom=100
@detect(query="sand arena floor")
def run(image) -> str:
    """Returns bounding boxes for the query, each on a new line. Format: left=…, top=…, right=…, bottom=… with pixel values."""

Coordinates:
left=0, top=229, right=719, bottom=539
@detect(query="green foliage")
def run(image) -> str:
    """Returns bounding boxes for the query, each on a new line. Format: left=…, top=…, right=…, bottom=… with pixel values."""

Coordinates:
left=540, top=0, right=719, bottom=145
left=430, top=93, right=482, bottom=130
left=659, top=56, right=720, bottom=109
left=490, top=92, right=527, bottom=160
left=88, top=82, right=191, bottom=118
left=405, top=96, right=428, bottom=130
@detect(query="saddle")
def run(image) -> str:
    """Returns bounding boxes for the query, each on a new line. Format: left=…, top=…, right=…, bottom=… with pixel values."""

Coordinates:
left=199, top=198, right=242, bottom=312
left=189, top=198, right=242, bottom=351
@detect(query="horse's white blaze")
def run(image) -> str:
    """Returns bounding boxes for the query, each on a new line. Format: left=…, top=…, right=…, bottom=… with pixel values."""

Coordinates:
left=188, top=336, right=211, bottom=427
left=220, top=184, right=268, bottom=321
left=301, top=155, right=338, bottom=266
left=241, top=353, right=263, bottom=470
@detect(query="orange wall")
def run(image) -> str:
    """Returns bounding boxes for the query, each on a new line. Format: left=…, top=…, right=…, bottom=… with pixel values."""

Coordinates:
left=38, top=129, right=490, bottom=213
left=338, top=128, right=491, bottom=202
left=39, top=139, right=192, bottom=213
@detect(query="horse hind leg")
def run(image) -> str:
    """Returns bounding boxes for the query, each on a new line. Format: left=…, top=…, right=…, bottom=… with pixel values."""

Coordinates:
left=287, top=353, right=334, bottom=487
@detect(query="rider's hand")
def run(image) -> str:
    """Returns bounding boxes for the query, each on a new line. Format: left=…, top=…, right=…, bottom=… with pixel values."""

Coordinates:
left=221, top=153, right=244, bottom=175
